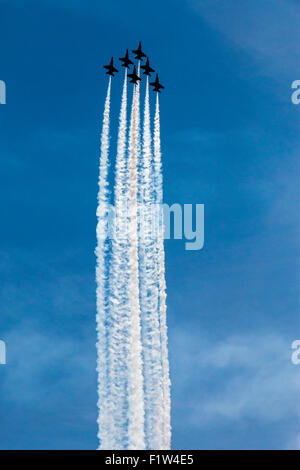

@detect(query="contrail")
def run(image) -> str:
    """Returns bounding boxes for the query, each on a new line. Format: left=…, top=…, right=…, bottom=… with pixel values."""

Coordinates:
left=154, top=93, right=171, bottom=449
left=139, top=77, right=164, bottom=449
left=135, top=61, right=142, bottom=199
left=96, top=78, right=112, bottom=449
left=127, top=83, right=145, bottom=450
left=96, top=59, right=171, bottom=450
left=107, top=70, right=130, bottom=449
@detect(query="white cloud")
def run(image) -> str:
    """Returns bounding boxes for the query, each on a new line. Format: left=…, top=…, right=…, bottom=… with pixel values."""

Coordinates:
left=171, top=327, right=300, bottom=428
left=285, top=433, right=300, bottom=450
left=1, top=326, right=95, bottom=407
left=187, top=0, right=300, bottom=79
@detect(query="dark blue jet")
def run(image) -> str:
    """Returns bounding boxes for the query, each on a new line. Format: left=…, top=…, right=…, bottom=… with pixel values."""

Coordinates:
left=132, top=41, right=146, bottom=61
left=103, top=57, right=118, bottom=76
left=128, top=65, right=141, bottom=84
left=119, top=49, right=134, bottom=68
left=150, top=74, right=164, bottom=92
left=141, top=57, right=155, bottom=76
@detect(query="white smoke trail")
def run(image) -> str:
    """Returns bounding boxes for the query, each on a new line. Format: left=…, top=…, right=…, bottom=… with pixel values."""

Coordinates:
left=135, top=62, right=141, bottom=172
left=139, top=78, right=164, bottom=449
left=96, top=70, right=170, bottom=451
left=154, top=93, right=172, bottom=449
left=127, top=84, right=145, bottom=450
left=107, top=70, right=130, bottom=449
left=96, top=78, right=113, bottom=449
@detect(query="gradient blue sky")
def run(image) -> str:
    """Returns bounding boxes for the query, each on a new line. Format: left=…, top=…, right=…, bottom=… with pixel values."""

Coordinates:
left=0, top=0, right=300, bottom=450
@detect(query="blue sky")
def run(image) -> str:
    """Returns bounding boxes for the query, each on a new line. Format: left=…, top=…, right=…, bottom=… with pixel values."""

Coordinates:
left=0, top=0, right=300, bottom=449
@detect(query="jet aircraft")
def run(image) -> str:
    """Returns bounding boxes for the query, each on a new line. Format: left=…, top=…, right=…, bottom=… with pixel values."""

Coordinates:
left=150, top=74, right=164, bottom=92
left=141, top=57, right=155, bottom=76
left=119, top=49, right=134, bottom=68
left=128, top=65, right=141, bottom=84
left=103, top=57, right=118, bottom=76
left=132, top=41, right=146, bottom=61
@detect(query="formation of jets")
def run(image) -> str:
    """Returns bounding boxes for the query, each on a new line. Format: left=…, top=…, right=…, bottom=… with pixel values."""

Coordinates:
left=103, top=41, right=164, bottom=93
